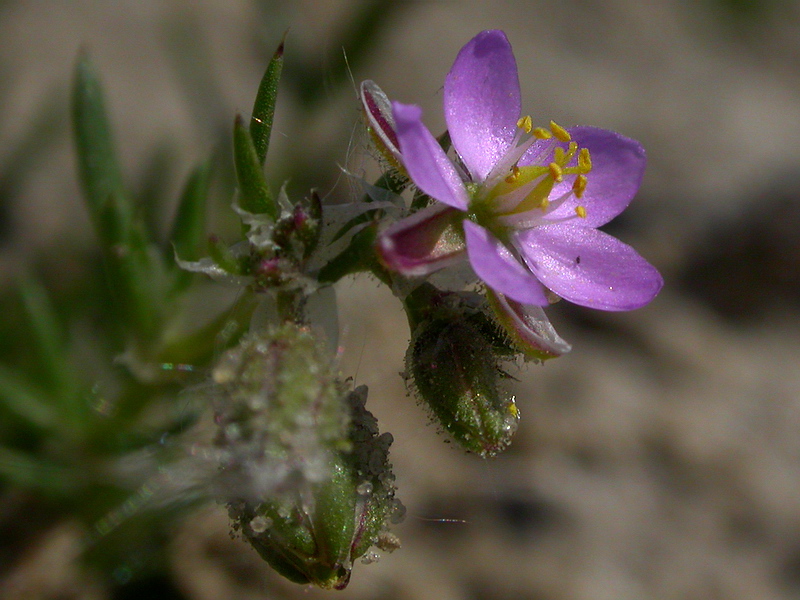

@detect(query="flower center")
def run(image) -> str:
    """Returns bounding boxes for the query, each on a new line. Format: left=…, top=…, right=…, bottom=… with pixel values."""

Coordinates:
left=468, top=118, right=593, bottom=233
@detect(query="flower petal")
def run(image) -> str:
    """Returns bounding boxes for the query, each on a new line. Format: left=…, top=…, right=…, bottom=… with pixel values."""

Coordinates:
left=444, top=30, right=521, bottom=182
left=517, top=224, right=663, bottom=311
left=378, top=204, right=466, bottom=276
left=463, top=220, right=548, bottom=305
left=392, top=102, right=469, bottom=210
left=487, top=289, right=572, bottom=360
left=523, top=127, right=646, bottom=228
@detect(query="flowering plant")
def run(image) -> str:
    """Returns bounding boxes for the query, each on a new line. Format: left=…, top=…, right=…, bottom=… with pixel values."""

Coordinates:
left=1, top=26, right=662, bottom=593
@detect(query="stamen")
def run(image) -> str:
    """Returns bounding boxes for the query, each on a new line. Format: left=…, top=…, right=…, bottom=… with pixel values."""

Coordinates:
left=578, top=148, right=592, bottom=173
left=565, top=141, right=578, bottom=162
left=548, top=162, right=563, bottom=182
left=499, top=172, right=555, bottom=215
left=572, top=174, right=587, bottom=198
left=553, top=147, right=565, bottom=164
left=550, top=121, right=571, bottom=143
left=532, top=127, right=552, bottom=139
left=516, top=115, right=532, bottom=133
left=484, top=134, right=547, bottom=186
left=575, top=205, right=587, bottom=218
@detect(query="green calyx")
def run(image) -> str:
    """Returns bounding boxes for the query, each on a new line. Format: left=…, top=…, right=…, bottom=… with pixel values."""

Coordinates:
left=214, top=327, right=402, bottom=589
left=405, top=292, right=520, bottom=458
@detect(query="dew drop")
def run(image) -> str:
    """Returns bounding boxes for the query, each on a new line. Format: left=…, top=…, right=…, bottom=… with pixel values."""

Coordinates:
left=250, top=516, right=272, bottom=533
left=360, top=551, right=380, bottom=565
left=356, top=481, right=373, bottom=496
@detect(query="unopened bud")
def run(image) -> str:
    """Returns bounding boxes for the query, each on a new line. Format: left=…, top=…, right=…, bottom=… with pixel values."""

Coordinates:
left=360, top=80, right=402, bottom=169
left=227, top=386, right=402, bottom=589
left=407, top=305, right=519, bottom=458
left=211, top=325, right=347, bottom=500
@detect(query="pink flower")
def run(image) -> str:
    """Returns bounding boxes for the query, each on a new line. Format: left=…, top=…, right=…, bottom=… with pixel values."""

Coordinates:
left=376, top=30, right=663, bottom=313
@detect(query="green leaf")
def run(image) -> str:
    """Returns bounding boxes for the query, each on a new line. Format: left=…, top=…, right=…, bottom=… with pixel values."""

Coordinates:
left=0, top=363, right=57, bottom=430
left=71, top=50, right=130, bottom=245
left=17, top=275, right=74, bottom=397
left=233, top=115, right=277, bottom=219
left=0, top=446, right=72, bottom=495
left=99, top=193, right=163, bottom=342
left=168, top=161, right=211, bottom=295
left=250, top=36, right=285, bottom=166
left=170, top=161, right=211, bottom=262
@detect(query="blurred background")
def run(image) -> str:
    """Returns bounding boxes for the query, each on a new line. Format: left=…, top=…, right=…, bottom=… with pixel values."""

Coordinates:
left=2, top=1, right=800, bottom=599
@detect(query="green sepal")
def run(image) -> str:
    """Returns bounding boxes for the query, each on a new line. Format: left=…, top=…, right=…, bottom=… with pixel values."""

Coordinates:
left=233, top=115, right=277, bottom=219
left=240, top=465, right=356, bottom=590
left=250, top=36, right=285, bottom=166
left=232, top=386, right=400, bottom=590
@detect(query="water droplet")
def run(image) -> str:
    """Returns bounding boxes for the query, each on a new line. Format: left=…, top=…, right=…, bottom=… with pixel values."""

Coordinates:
left=360, top=551, right=380, bottom=565
left=250, top=515, right=272, bottom=533
left=356, top=481, right=373, bottom=496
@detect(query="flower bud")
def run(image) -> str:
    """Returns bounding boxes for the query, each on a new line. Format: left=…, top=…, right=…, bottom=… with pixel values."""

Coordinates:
left=407, top=302, right=519, bottom=457
left=227, top=386, right=402, bottom=590
left=211, top=328, right=401, bottom=589
left=360, top=80, right=402, bottom=169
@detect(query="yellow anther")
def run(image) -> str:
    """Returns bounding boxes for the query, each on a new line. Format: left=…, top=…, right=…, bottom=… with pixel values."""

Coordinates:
left=554, top=147, right=565, bottom=164
left=516, top=115, right=533, bottom=133
left=550, top=121, right=571, bottom=143
left=505, top=165, right=521, bottom=184
left=565, top=141, right=578, bottom=162
left=578, top=148, right=592, bottom=173
left=532, top=127, right=552, bottom=139
left=573, top=174, right=588, bottom=198
left=508, top=404, right=519, bottom=418
left=575, top=205, right=587, bottom=218
left=548, top=162, right=563, bottom=182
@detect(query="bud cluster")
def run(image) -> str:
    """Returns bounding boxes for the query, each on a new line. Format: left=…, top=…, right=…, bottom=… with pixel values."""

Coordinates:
left=211, top=325, right=402, bottom=589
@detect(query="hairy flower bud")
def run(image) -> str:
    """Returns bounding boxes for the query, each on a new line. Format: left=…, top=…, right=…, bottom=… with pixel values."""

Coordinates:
left=227, top=386, right=402, bottom=589
left=406, top=296, right=519, bottom=457
left=211, top=324, right=348, bottom=496
left=211, top=327, right=402, bottom=589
